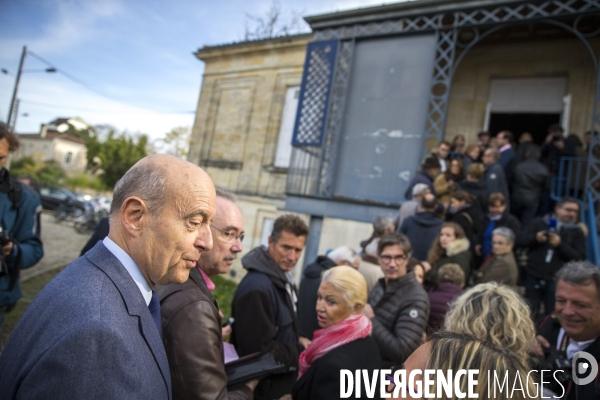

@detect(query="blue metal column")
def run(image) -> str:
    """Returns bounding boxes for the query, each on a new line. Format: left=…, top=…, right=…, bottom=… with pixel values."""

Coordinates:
left=302, top=216, right=323, bottom=272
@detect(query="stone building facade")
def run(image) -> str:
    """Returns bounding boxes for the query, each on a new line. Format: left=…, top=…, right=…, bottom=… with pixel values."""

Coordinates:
left=190, top=0, right=600, bottom=280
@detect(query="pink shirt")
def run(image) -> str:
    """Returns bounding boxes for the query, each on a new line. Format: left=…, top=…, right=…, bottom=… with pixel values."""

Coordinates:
left=499, top=143, right=512, bottom=152
left=197, top=267, right=215, bottom=292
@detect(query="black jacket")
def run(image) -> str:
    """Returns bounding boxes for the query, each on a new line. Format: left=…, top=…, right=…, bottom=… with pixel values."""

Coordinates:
left=537, top=313, right=600, bottom=399
left=483, top=161, right=509, bottom=201
left=404, top=170, right=435, bottom=200
left=448, top=204, right=483, bottom=252
left=512, top=159, right=550, bottom=199
left=521, top=215, right=586, bottom=280
left=231, top=246, right=303, bottom=400
left=399, top=212, right=444, bottom=260
left=297, top=256, right=336, bottom=340
left=292, top=337, right=382, bottom=400
left=368, top=273, right=430, bottom=368
left=477, top=211, right=522, bottom=247
left=457, top=181, right=488, bottom=214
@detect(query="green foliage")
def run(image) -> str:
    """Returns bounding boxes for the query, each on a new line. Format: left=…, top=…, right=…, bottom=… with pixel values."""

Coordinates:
left=65, top=173, right=106, bottom=191
left=211, top=275, right=238, bottom=320
left=86, top=128, right=149, bottom=189
left=154, top=126, right=190, bottom=158
left=10, top=156, right=66, bottom=186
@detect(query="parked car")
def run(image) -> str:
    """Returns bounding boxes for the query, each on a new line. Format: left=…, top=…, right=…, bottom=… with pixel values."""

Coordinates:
left=39, top=186, right=85, bottom=212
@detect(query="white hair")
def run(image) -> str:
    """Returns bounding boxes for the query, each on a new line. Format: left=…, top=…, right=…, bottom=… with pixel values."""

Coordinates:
left=327, top=246, right=359, bottom=266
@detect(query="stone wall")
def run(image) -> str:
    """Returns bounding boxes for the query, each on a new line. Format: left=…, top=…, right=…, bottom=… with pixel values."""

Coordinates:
left=188, top=35, right=312, bottom=199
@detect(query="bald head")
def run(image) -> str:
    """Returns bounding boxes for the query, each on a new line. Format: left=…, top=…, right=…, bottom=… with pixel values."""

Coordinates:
left=111, top=154, right=213, bottom=218
left=109, top=154, right=217, bottom=287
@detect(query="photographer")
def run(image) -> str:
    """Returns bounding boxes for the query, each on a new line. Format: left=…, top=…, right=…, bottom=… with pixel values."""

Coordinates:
left=521, top=197, right=586, bottom=318
left=533, top=261, right=600, bottom=400
left=0, top=123, right=43, bottom=348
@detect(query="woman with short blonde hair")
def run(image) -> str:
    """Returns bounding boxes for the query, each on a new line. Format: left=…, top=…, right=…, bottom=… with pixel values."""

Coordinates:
left=292, top=266, right=381, bottom=399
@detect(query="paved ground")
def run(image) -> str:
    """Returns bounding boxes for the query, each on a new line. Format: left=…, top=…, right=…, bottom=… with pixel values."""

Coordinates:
left=20, top=212, right=91, bottom=281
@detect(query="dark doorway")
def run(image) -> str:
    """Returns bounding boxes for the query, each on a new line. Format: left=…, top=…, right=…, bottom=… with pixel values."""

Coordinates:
left=488, top=113, right=561, bottom=144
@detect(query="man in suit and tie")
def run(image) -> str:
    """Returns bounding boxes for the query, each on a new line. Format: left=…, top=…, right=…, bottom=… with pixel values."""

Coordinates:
left=0, top=154, right=216, bottom=399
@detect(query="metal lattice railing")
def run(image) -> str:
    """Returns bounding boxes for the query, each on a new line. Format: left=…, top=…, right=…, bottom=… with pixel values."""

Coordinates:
left=314, top=0, right=600, bottom=40
left=292, top=40, right=339, bottom=146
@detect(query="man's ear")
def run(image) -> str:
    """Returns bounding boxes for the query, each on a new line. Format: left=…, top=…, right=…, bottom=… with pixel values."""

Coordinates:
left=121, top=196, right=148, bottom=238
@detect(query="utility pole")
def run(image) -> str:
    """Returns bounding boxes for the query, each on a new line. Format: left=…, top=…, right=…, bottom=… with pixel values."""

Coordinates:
left=7, top=45, right=26, bottom=129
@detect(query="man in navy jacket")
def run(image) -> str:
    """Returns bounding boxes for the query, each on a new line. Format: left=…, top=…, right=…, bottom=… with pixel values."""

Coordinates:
left=0, top=123, right=43, bottom=348
left=0, top=154, right=216, bottom=399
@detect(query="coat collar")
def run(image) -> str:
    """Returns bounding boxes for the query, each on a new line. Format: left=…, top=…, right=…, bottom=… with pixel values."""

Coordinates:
left=445, top=238, right=470, bottom=257
left=85, top=242, right=172, bottom=398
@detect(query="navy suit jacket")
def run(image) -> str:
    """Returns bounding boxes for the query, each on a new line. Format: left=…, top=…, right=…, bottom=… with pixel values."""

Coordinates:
left=0, top=242, right=171, bottom=399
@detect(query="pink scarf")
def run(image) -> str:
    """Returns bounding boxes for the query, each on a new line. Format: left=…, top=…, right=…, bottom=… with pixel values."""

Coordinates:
left=297, top=314, right=371, bottom=380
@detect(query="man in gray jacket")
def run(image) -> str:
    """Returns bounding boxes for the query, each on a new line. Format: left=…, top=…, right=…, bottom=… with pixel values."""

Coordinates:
left=511, top=145, right=549, bottom=227
left=363, top=233, right=429, bottom=368
left=482, top=148, right=509, bottom=205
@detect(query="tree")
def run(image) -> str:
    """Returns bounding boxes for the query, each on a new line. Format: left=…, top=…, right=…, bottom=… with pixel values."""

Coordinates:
left=244, top=0, right=307, bottom=41
left=154, top=126, right=190, bottom=158
left=86, top=127, right=148, bottom=189
left=10, top=156, right=66, bottom=186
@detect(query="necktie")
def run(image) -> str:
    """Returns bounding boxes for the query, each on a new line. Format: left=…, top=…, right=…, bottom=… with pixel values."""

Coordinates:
left=148, top=291, right=163, bottom=339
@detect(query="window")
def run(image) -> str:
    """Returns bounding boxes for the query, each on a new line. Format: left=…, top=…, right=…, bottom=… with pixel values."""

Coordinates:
left=64, top=152, right=73, bottom=165
left=260, top=218, right=274, bottom=247
left=274, top=86, right=300, bottom=168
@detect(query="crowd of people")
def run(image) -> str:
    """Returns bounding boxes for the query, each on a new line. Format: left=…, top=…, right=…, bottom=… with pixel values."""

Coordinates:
left=0, top=120, right=597, bottom=400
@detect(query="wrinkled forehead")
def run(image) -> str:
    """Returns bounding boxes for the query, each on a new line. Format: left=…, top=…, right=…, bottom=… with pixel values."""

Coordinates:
left=168, top=167, right=216, bottom=216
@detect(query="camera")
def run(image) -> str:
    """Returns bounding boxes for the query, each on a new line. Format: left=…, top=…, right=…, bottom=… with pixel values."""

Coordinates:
left=535, top=347, right=573, bottom=393
left=0, top=224, right=14, bottom=276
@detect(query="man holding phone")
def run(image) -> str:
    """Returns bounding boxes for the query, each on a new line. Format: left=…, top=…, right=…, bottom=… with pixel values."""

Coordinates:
left=156, top=189, right=257, bottom=400
left=521, top=197, right=586, bottom=318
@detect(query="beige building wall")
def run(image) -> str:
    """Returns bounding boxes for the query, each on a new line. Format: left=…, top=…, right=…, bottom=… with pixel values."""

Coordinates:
left=16, top=137, right=87, bottom=175
left=446, top=37, right=599, bottom=145
left=189, top=34, right=312, bottom=199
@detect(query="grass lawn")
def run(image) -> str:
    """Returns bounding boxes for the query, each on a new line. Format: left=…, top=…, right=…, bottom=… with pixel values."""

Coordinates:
left=2, top=268, right=239, bottom=345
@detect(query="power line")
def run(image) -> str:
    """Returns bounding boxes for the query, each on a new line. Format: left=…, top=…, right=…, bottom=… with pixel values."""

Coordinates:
left=20, top=99, right=194, bottom=114
left=25, top=50, right=192, bottom=114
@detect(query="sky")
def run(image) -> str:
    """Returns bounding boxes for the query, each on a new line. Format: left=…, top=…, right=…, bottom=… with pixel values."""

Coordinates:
left=0, top=0, right=397, bottom=142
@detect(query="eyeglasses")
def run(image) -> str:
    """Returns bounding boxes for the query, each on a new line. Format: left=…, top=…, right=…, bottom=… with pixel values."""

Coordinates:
left=211, top=226, right=244, bottom=243
left=380, top=254, right=407, bottom=263
left=562, top=207, right=579, bottom=213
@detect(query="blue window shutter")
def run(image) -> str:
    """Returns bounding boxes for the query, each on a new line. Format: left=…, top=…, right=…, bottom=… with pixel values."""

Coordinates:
left=292, top=40, right=339, bottom=147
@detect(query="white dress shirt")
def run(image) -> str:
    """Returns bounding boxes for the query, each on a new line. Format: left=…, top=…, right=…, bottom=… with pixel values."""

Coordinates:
left=103, top=237, right=152, bottom=306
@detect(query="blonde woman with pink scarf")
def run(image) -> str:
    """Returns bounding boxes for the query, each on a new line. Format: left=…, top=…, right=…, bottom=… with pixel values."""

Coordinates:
left=288, top=266, right=382, bottom=400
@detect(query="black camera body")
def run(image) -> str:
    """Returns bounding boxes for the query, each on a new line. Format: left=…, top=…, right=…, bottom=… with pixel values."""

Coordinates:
left=0, top=224, right=14, bottom=276
left=536, top=347, right=573, bottom=394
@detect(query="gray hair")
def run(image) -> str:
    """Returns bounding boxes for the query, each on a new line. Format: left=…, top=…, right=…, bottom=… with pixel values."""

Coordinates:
left=555, top=261, right=600, bottom=300
left=216, top=188, right=237, bottom=204
left=327, top=246, right=359, bottom=266
left=486, top=148, right=500, bottom=161
left=492, top=227, right=515, bottom=244
left=412, top=183, right=429, bottom=197
left=373, top=214, right=394, bottom=235
left=111, top=162, right=167, bottom=216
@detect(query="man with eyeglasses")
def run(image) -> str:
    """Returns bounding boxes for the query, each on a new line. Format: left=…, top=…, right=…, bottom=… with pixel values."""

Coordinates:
left=231, top=214, right=309, bottom=400
left=362, top=233, right=429, bottom=369
left=521, top=196, right=587, bottom=318
left=156, top=189, right=258, bottom=400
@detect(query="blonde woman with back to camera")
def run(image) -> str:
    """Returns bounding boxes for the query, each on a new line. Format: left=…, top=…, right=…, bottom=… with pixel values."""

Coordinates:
left=443, top=282, right=536, bottom=369
left=395, top=331, right=537, bottom=399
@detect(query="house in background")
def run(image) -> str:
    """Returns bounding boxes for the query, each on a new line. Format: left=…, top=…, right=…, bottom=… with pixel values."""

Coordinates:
left=16, top=117, right=89, bottom=175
